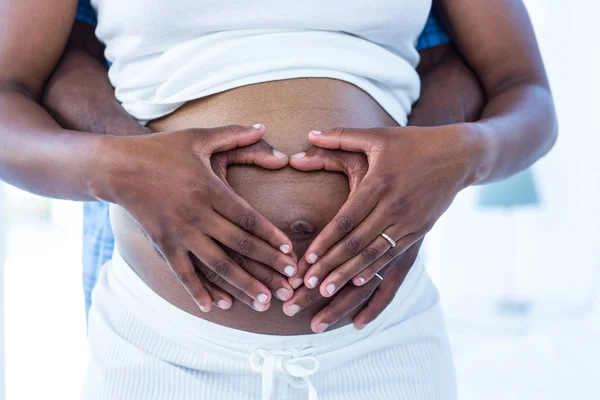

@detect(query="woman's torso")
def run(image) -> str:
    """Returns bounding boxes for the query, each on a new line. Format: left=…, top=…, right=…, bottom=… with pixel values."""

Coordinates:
left=110, top=78, right=400, bottom=334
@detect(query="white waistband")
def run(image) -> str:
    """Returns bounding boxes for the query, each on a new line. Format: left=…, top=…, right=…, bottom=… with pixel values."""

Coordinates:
left=108, top=246, right=430, bottom=355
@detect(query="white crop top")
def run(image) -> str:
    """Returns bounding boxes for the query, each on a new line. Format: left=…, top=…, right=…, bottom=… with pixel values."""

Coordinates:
left=91, top=0, right=432, bottom=125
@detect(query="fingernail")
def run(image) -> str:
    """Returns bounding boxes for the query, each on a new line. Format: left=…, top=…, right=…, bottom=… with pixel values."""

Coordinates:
left=310, top=130, right=322, bottom=135
left=308, top=253, right=318, bottom=263
left=284, top=265, right=296, bottom=277
left=272, top=149, right=287, bottom=159
left=199, top=305, right=210, bottom=312
left=291, top=278, right=303, bottom=289
left=280, top=244, right=291, bottom=254
left=253, top=301, right=268, bottom=311
left=355, top=322, right=366, bottom=330
left=291, top=152, right=306, bottom=159
left=276, top=288, right=292, bottom=301
left=357, top=277, right=366, bottom=286
left=315, top=323, right=329, bottom=333
left=253, top=123, right=264, bottom=129
left=257, top=293, right=269, bottom=304
left=217, top=300, right=230, bottom=309
left=307, top=276, right=319, bottom=288
left=286, top=304, right=301, bottom=316
left=325, top=283, right=336, bottom=296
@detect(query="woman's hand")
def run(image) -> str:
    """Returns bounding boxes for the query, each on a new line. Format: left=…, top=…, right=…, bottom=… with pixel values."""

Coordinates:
left=284, top=146, right=424, bottom=332
left=290, top=125, right=481, bottom=297
left=97, top=124, right=298, bottom=312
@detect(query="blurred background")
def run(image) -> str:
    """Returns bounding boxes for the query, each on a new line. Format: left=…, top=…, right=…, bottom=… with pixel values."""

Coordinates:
left=0, top=0, right=598, bottom=399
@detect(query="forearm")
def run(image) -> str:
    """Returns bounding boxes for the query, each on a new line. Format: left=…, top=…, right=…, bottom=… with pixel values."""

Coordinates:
left=433, top=0, right=558, bottom=185
left=467, top=82, right=556, bottom=184
left=0, top=88, right=111, bottom=201
left=43, top=21, right=150, bottom=137
left=410, top=44, right=484, bottom=127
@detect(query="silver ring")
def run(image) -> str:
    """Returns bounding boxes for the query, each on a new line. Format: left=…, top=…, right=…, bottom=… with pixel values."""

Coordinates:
left=380, top=232, right=396, bottom=248
left=375, top=273, right=384, bottom=281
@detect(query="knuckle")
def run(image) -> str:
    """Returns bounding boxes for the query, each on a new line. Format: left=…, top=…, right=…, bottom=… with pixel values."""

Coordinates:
left=235, top=235, right=255, bottom=254
left=227, top=124, right=242, bottom=135
left=212, top=260, right=232, bottom=277
left=202, top=267, right=219, bottom=283
left=259, top=273, right=274, bottom=286
left=238, top=212, right=257, bottom=232
left=344, top=236, right=361, bottom=256
left=352, top=287, right=373, bottom=303
left=390, top=196, right=412, bottom=216
left=361, top=247, right=379, bottom=263
left=336, top=215, right=354, bottom=234
left=304, top=291, right=322, bottom=306
left=333, top=127, right=346, bottom=136
left=175, top=204, right=202, bottom=225
left=190, top=181, right=211, bottom=200
left=174, top=270, right=194, bottom=286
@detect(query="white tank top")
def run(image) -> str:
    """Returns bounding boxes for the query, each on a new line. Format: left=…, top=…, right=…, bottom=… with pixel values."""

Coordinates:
left=91, top=0, right=432, bottom=125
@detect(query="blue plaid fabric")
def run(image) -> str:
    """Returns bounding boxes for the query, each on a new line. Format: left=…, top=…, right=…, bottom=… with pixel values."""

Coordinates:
left=76, top=0, right=450, bottom=318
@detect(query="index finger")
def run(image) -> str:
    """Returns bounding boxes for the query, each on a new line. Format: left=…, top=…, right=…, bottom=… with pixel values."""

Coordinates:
left=302, top=179, right=380, bottom=275
left=212, top=179, right=294, bottom=255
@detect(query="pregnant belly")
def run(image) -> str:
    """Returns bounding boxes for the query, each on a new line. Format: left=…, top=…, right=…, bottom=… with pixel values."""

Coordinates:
left=111, top=78, right=399, bottom=334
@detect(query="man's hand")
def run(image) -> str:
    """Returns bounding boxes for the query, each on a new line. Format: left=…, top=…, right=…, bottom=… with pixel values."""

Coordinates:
left=97, top=124, right=298, bottom=312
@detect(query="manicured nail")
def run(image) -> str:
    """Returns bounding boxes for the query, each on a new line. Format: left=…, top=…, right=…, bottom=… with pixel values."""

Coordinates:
left=310, top=130, right=322, bottom=135
left=291, top=152, right=306, bottom=159
left=315, top=323, right=329, bottom=333
left=284, top=265, right=296, bottom=277
left=276, top=288, right=292, bottom=301
left=217, top=300, right=230, bottom=309
left=257, top=293, right=269, bottom=304
left=286, top=304, right=301, bottom=316
left=199, top=305, right=209, bottom=312
left=357, top=277, right=366, bottom=286
left=325, top=283, right=336, bottom=296
left=291, top=278, right=303, bottom=289
left=272, top=149, right=287, bottom=159
left=253, top=123, right=264, bottom=129
left=307, top=276, right=319, bottom=288
left=280, top=244, right=291, bottom=254
left=253, top=301, right=268, bottom=311
left=308, top=253, right=318, bottom=263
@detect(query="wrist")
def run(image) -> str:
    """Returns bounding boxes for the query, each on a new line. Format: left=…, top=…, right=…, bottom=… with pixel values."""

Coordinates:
left=456, top=122, right=496, bottom=187
left=86, top=134, right=133, bottom=203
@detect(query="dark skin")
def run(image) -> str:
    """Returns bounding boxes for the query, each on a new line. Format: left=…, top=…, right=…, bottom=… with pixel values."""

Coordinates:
left=287, top=1, right=557, bottom=333
left=41, top=18, right=483, bottom=329
left=0, top=0, right=555, bottom=332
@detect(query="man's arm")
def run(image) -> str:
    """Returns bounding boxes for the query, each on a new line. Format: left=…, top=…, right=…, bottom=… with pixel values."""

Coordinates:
left=411, top=43, right=485, bottom=126
left=42, top=21, right=150, bottom=137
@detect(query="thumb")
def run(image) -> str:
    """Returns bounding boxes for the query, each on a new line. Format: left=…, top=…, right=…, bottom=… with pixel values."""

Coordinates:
left=307, top=127, right=378, bottom=154
left=211, top=140, right=289, bottom=182
left=289, top=147, right=368, bottom=192
left=221, top=139, right=289, bottom=170
left=202, top=123, right=266, bottom=154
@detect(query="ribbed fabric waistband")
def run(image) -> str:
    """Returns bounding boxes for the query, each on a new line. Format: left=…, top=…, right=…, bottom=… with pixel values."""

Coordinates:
left=108, top=246, right=430, bottom=355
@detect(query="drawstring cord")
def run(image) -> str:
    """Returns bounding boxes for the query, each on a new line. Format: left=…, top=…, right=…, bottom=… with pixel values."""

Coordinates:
left=249, top=346, right=319, bottom=400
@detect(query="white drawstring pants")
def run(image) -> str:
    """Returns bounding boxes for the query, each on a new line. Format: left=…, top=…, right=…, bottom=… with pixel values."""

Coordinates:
left=82, top=249, right=456, bottom=400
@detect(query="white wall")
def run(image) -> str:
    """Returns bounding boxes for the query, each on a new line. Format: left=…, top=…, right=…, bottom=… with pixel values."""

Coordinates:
left=0, top=183, right=6, bottom=400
